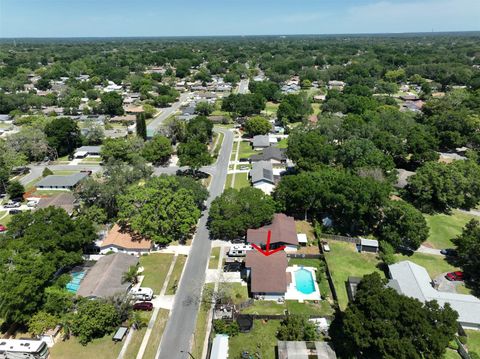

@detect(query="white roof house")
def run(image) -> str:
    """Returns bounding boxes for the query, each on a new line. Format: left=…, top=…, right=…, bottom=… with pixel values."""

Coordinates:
left=210, top=334, right=229, bottom=359
left=388, top=261, right=480, bottom=330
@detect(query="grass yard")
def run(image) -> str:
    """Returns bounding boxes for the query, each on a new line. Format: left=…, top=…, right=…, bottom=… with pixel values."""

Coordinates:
left=241, top=300, right=286, bottom=315
left=238, top=141, right=257, bottom=159
left=50, top=334, right=122, bottom=359
left=286, top=300, right=335, bottom=316
left=191, top=283, right=215, bottom=359
left=32, top=189, right=71, bottom=197
left=393, top=252, right=460, bottom=278
left=208, top=247, right=221, bottom=269
left=142, top=309, right=170, bottom=359
left=140, top=253, right=175, bottom=294
left=295, top=221, right=315, bottom=242
left=52, top=170, right=80, bottom=175
left=212, top=131, right=224, bottom=157
left=229, top=319, right=281, bottom=359
left=220, top=282, right=249, bottom=304
left=80, top=157, right=102, bottom=163
left=324, top=241, right=383, bottom=310
left=466, top=330, right=480, bottom=354
left=424, top=210, right=476, bottom=249
left=233, top=172, right=250, bottom=189
left=276, top=138, right=288, bottom=149
left=165, top=255, right=187, bottom=295
left=312, top=103, right=321, bottom=115
left=230, top=141, right=239, bottom=161
left=443, top=349, right=462, bottom=359
left=123, top=311, right=152, bottom=359
left=0, top=214, right=12, bottom=226
left=264, top=101, right=279, bottom=116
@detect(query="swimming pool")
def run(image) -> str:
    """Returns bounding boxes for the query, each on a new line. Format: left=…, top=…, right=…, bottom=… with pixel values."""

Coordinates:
left=66, top=270, right=86, bottom=293
left=295, top=268, right=316, bottom=294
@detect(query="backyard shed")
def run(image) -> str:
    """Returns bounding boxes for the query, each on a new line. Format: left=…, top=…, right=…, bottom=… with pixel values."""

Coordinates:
left=210, top=334, right=229, bottom=359
left=359, top=238, right=379, bottom=253
left=297, top=233, right=308, bottom=246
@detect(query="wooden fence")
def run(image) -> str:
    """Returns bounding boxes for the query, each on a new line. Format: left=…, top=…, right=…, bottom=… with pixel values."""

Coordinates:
left=320, top=233, right=360, bottom=244
left=287, top=253, right=323, bottom=259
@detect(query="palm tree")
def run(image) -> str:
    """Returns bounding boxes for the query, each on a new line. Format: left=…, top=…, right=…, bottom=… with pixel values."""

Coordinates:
left=122, top=265, right=139, bottom=285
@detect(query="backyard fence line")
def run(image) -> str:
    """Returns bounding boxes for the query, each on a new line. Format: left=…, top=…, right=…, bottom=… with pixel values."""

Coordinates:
left=236, top=299, right=254, bottom=310
left=320, top=233, right=360, bottom=244
left=287, top=253, right=323, bottom=259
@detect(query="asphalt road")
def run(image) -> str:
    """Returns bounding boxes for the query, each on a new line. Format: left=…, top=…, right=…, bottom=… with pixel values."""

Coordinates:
left=237, top=79, right=250, bottom=94
left=156, top=128, right=234, bottom=359
left=147, top=92, right=190, bottom=134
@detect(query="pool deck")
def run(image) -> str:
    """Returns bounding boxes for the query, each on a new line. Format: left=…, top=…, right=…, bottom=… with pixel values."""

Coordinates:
left=285, top=265, right=321, bottom=302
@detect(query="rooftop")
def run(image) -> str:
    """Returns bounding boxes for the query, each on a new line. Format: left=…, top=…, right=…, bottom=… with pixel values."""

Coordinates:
left=37, top=192, right=76, bottom=214
left=252, top=135, right=270, bottom=147
left=245, top=250, right=289, bottom=293
left=250, top=161, right=274, bottom=184
left=101, top=223, right=152, bottom=251
left=247, top=213, right=298, bottom=247
left=277, top=341, right=337, bottom=359
left=36, top=172, right=88, bottom=188
left=250, top=146, right=287, bottom=162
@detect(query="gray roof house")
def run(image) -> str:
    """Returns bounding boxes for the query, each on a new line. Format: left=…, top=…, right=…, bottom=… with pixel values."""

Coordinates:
left=252, top=135, right=270, bottom=149
left=277, top=341, right=337, bottom=359
left=0, top=114, right=11, bottom=122
left=250, top=161, right=275, bottom=194
left=388, top=261, right=480, bottom=330
left=77, top=253, right=139, bottom=299
left=74, top=145, right=102, bottom=158
left=36, top=173, right=88, bottom=190
left=250, top=146, right=287, bottom=163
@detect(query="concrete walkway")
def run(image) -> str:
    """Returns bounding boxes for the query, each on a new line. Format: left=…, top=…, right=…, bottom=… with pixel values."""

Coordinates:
left=133, top=254, right=179, bottom=359
left=416, top=245, right=444, bottom=256
left=230, top=132, right=241, bottom=188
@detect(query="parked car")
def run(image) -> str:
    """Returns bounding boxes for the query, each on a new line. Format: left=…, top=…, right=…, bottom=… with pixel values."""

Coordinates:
left=231, top=238, right=245, bottom=244
left=9, top=209, right=22, bottom=215
left=0, top=225, right=7, bottom=232
left=4, top=201, right=21, bottom=208
left=27, top=200, right=38, bottom=208
left=440, top=248, right=457, bottom=256
left=133, top=301, right=153, bottom=311
left=446, top=271, right=464, bottom=281
left=322, top=242, right=331, bottom=252
left=130, top=287, right=154, bottom=301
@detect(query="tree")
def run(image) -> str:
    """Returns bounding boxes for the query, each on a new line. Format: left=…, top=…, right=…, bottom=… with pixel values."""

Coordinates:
left=7, top=127, right=50, bottom=162
left=213, top=319, right=240, bottom=337
left=244, top=116, right=271, bottom=137
left=100, top=92, right=124, bottom=116
left=43, top=286, right=74, bottom=316
left=28, top=311, right=58, bottom=336
left=330, top=273, right=458, bottom=359
left=195, top=101, right=214, bottom=116
left=277, top=93, right=312, bottom=124
left=7, top=180, right=25, bottom=200
left=221, top=93, right=266, bottom=117
left=44, top=117, right=82, bottom=157
left=376, top=200, right=428, bottom=250
left=453, top=219, right=480, bottom=293
left=277, top=315, right=318, bottom=341
left=159, top=117, right=186, bottom=144
left=208, top=187, right=276, bottom=240
left=71, top=299, right=121, bottom=345
left=177, top=140, right=213, bottom=170
left=186, top=116, right=214, bottom=143
left=117, top=176, right=201, bottom=244
left=136, top=113, right=147, bottom=140
left=82, top=120, right=104, bottom=145
left=286, top=129, right=335, bottom=170
left=142, top=135, right=172, bottom=165
left=42, top=167, right=53, bottom=177
left=100, top=137, right=144, bottom=163
left=122, top=265, right=139, bottom=285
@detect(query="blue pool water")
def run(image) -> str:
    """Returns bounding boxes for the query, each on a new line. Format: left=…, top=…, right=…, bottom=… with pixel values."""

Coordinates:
left=66, top=271, right=86, bottom=293
left=295, top=268, right=315, bottom=294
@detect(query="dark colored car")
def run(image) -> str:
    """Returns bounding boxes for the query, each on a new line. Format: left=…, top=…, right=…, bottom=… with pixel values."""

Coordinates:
left=440, top=248, right=457, bottom=256
left=9, top=209, right=22, bottom=215
left=133, top=301, right=153, bottom=311
left=446, top=271, right=464, bottom=281
left=223, top=262, right=243, bottom=272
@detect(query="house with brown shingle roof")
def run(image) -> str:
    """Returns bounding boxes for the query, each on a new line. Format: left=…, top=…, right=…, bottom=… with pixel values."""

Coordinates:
left=246, top=213, right=299, bottom=251
left=244, top=250, right=290, bottom=300
left=100, top=223, right=152, bottom=255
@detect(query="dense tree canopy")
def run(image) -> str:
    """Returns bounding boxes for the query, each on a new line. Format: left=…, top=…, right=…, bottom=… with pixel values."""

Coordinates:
left=44, top=117, right=82, bottom=157
left=453, top=219, right=480, bottom=294
left=177, top=140, right=213, bottom=170
left=142, top=135, right=172, bottom=165
left=243, top=116, right=272, bottom=137
left=221, top=93, right=266, bottom=117
left=330, top=273, right=458, bottom=359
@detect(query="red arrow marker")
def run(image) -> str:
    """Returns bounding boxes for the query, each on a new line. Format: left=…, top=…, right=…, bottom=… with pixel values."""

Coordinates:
left=251, top=230, right=286, bottom=256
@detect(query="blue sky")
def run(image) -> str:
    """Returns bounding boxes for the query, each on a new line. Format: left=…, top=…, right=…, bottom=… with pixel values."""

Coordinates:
left=1, top=0, right=479, bottom=37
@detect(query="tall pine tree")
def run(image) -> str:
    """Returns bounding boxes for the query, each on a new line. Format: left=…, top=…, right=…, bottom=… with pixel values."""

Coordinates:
left=136, top=113, right=147, bottom=140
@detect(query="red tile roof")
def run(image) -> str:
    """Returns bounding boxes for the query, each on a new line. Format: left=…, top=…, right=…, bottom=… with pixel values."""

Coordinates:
left=101, top=224, right=152, bottom=251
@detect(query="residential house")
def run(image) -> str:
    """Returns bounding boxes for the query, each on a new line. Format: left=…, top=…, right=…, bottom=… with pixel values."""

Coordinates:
left=100, top=223, right=152, bottom=255
left=244, top=250, right=289, bottom=300
left=77, top=253, right=139, bottom=299
left=388, top=261, right=480, bottom=330
left=37, top=193, right=77, bottom=215
left=250, top=146, right=287, bottom=165
left=74, top=145, right=102, bottom=159
left=36, top=173, right=88, bottom=191
left=328, top=80, right=345, bottom=91
left=246, top=213, right=299, bottom=251
left=277, top=341, right=337, bottom=359
left=252, top=135, right=277, bottom=150
left=249, top=161, right=275, bottom=195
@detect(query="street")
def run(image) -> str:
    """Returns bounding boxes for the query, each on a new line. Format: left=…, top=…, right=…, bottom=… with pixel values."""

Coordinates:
left=156, top=128, right=234, bottom=359
left=147, top=92, right=191, bottom=135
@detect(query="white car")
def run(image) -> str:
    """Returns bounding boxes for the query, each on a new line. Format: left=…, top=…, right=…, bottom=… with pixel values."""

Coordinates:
left=27, top=201, right=38, bottom=208
left=130, top=287, right=154, bottom=301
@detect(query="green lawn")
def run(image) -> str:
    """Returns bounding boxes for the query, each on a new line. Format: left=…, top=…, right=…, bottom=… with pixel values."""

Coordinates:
left=220, top=282, right=249, bottom=304
left=233, top=172, right=250, bottom=189
left=443, top=349, right=462, bottom=359
left=139, top=253, right=175, bottom=294
left=191, top=283, right=215, bottom=359
left=466, top=330, right=480, bottom=354
left=165, top=255, right=187, bottom=295
left=208, top=247, right=221, bottom=269
left=229, top=319, right=281, bottom=359
left=238, top=141, right=257, bottom=159
left=32, top=189, right=71, bottom=197
left=0, top=214, right=12, bottom=226
left=276, top=138, right=288, bottom=149
left=52, top=170, right=80, bottom=175
left=81, top=157, right=102, bottom=163
left=424, top=210, right=476, bottom=249
left=312, top=103, right=321, bottom=115
left=324, top=241, right=383, bottom=310
left=393, top=252, right=460, bottom=278
left=123, top=311, right=152, bottom=359
left=142, top=309, right=170, bottom=359
left=286, top=300, right=335, bottom=316
left=241, top=300, right=286, bottom=315
left=264, top=101, right=279, bottom=116
left=212, top=132, right=224, bottom=157
left=50, top=334, right=122, bottom=359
